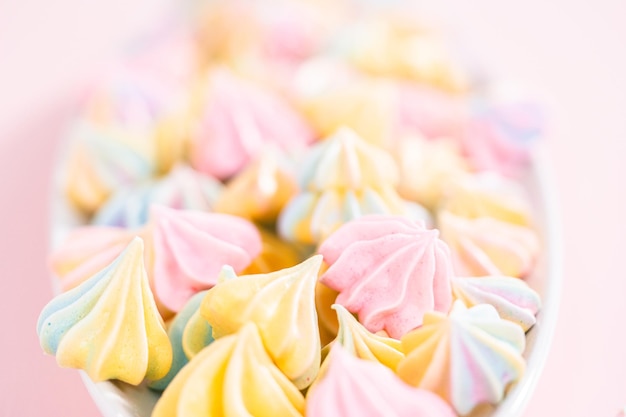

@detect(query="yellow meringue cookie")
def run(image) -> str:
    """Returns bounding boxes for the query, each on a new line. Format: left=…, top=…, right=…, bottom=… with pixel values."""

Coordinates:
left=215, top=148, right=298, bottom=224
left=440, top=172, right=534, bottom=226
left=201, top=256, right=322, bottom=389
left=153, top=322, right=305, bottom=417
left=315, top=279, right=340, bottom=346
left=396, top=136, right=471, bottom=210
left=240, top=227, right=303, bottom=275
left=37, top=237, right=172, bottom=385
left=332, top=304, right=404, bottom=371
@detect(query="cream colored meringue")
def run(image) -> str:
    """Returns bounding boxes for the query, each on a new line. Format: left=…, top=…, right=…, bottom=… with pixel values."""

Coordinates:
left=319, top=215, right=453, bottom=339
left=201, top=256, right=322, bottom=389
left=398, top=300, right=526, bottom=415
left=37, top=237, right=172, bottom=385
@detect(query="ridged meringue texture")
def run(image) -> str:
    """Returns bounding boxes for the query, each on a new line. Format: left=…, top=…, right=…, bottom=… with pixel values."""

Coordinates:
left=93, top=164, right=223, bottom=228
left=149, top=291, right=212, bottom=391
left=307, top=345, right=456, bottom=417
left=396, top=136, right=471, bottom=210
left=64, top=120, right=155, bottom=214
left=37, top=237, right=172, bottom=385
left=441, top=172, right=534, bottom=226
left=49, top=226, right=137, bottom=291
left=332, top=304, right=404, bottom=371
left=319, top=215, right=453, bottom=339
left=150, top=205, right=262, bottom=312
left=452, top=276, right=541, bottom=331
left=438, top=211, right=540, bottom=277
left=214, top=147, right=298, bottom=224
left=152, top=322, right=305, bottom=417
left=398, top=300, right=526, bottom=415
left=279, top=128, right=430, bottom=244
left=201, top=255, right=322, bottom=389
left=188, top=67, right=314, bottom=179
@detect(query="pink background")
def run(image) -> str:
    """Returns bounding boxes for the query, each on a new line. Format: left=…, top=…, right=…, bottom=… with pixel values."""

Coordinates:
left=1, top=1, right=625, bottom=416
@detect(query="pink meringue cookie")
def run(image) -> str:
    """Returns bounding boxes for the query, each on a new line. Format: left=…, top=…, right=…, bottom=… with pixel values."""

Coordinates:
left=50, top=226, right=138, bottom=292
left=188, top=68, right=314, bottom=179
left=150, top=206, right=262, bottom=311
left=438, top=210, right=540, bottom=277
left=319, top=215, right=453, bottom=339
left=307, top=345, right=456, bottom=417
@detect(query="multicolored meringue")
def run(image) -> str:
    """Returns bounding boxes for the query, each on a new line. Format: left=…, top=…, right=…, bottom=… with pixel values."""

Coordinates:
left=440, top=172, right=534, bottom=226
left=307, top=345, right=456, bottom=417
left=149, top=291, right=212, bottom=391
left=452, top=276, right=541, bottom=331
left=319, top=215, right=453, bottom=339
left=152, top=322, right=305, bottom=417
left=150, top=205, right=262, bottom=312
left=398, top=300, right=526, bottom=415
left=37, top=237, right=172, bottom=385
left=396, top=136, right=471, bottom=210
left=438, top=210, right=540, bottom=277
left=201, top=256, right=322, bottom=389
left=188, top=67, right=314, bottom=179
left=93, top=164, right=223, bottom=228
left=240, top=227, right=303, bottom=275
left=214, top=147, right=298, bottom=224
left=279, top=128, right=429, bottom=244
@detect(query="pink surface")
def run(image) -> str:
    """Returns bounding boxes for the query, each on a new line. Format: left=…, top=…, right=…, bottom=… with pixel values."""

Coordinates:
left=1, top=1, right=625, bottom=416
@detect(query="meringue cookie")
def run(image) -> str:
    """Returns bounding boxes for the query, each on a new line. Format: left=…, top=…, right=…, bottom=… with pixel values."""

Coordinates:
left=398, top=300, right=526, bottom=415
left=149, top=290, right=212, bottom=391
left=440, top=172, right=534, bottom=226
left=332, top=304, right=404, bottom=371
left=240, top=227, right=303, bottom=275
left=153, top=322, right=305, bottom=417
left=37, top=237, right=172, bottom=385
left=201, top=256, right=322, bottom=389
left=150, top=205, right=262, bottom=312
left=452, top=276, right=541, bottom=331
left=319, top=215, right=453, bottom=339
left=438, top=210, right=540, bottom=277
left=188, top=67, right=314, bottom=179
left=396, top=136, right=471, bottom=210
left=307, top=345, right=456, bottom=417
left=214, top=147, right=298, bottom=224
left=93, top=164, right=223, bottom=228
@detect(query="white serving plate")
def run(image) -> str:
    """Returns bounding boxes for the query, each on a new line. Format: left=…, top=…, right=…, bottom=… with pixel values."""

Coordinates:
left=48, top=140, right=561, bottom=417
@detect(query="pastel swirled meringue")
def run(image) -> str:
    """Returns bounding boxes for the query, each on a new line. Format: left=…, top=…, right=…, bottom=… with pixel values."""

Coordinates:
left=37, top=237, right=172, bottom=385
left=438, top=210, right=540, bottom=277
left=153, top=322, right=305, bottom=417
left=188, top=67, right=314, bottom=179
left=93, top=164, right=223, bottom=228
left=319, top=215, right=453, bottom=339
left=279, top=128, right=430, bottom=244
left=150, top=205, right=262, bottom=312
left=397, top=300, right=526, bottom=415
left=307, top=345, right=456, bottom=417
left=241, top=227, right=303, bottom=275
left=452, top=276, right=541, bottom=331
left=214, top=148, right=298, bottom=224
left=149, top=290, right=212, bottom=391
left=440, top=172, right=534, bottom=226
left=201, top=255, right=322, bottom=389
